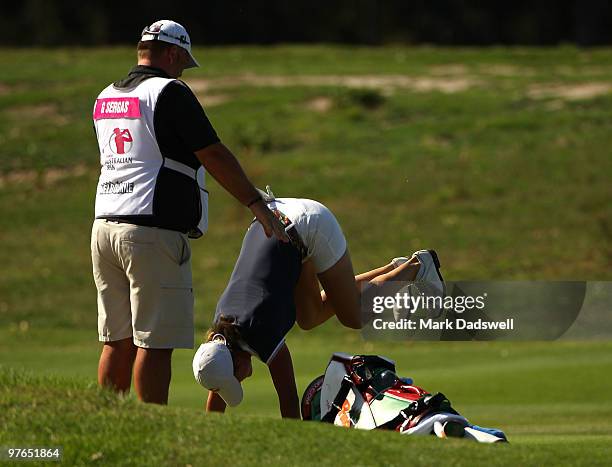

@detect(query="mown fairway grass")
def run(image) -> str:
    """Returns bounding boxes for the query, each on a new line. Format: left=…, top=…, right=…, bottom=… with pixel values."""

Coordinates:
left=1, top=46, right=611, bottom=465
left=2, top=367, right=611, bottom=466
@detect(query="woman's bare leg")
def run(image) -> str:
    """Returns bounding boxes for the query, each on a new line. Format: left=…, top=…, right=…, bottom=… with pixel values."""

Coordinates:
left=317, top=251, right=362, bottom=329
left=321, top=254, right=420, bottom=300
left=294, top=259, right=337, bottom=330
left=295, top=251, right=361, bottom=330
left=295, top=252, right=423, bottom=331
left=369, top=255, right=421, bottom=285
left=354, top=263, right=395, bottom=283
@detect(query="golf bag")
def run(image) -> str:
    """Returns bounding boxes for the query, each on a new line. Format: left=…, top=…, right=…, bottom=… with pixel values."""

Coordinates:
left=301, top=353, right=507, bottom=443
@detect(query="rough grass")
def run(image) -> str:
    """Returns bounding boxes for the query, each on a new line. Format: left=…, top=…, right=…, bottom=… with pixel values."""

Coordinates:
left=1, top=48, right=611, bottom=332
left=1, top=45, right=612, bottom=465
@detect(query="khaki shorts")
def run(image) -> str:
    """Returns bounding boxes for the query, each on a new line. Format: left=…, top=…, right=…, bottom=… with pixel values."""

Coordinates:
left=91, top=219, right=194, bottom=349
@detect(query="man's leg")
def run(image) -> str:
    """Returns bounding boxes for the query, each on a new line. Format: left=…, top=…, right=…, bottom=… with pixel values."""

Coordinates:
left=122, top=226, right=192, bottom=405
left=97, top=337, right=137, bottom=393
left=93, top=220, right=135, bottom=393
left=133, top=347, right=173, bottom=404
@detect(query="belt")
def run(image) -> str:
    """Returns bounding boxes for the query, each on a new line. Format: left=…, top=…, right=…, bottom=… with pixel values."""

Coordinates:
left=100, top=218, right=189, bottom=234
left=270, top=208, right=308, bottom=261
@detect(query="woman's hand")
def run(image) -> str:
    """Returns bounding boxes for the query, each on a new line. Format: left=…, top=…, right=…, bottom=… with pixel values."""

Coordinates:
left=206, top=391, right=227, bottom=413
left=233, top=350, right=253, bottom=382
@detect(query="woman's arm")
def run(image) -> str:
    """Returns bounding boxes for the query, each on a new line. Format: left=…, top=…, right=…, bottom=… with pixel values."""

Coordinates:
left=268, top=343, right=300, bottom=419
left=206, top=391, right=227, bottom=413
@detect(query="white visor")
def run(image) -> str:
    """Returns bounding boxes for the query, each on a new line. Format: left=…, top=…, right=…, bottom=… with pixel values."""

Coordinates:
left=192, top=341, right=243, bottom=406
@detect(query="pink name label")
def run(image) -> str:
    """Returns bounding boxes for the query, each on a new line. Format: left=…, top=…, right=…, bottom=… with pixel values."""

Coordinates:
left=94, top=97, right=141, bottom=119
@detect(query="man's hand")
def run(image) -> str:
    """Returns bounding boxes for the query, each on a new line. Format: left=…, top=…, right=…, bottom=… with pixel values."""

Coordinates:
left=250, top=200, right=289, bottom=243
left=195, top=143, right=290, bottom=243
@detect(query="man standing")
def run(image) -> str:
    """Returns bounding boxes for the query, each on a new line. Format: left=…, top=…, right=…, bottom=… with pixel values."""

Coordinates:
left=91, top=19, right=287, bottom=404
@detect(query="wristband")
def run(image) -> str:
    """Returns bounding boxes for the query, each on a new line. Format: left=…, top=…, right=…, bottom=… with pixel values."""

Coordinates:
left=246, top=195, right=263, bottom=208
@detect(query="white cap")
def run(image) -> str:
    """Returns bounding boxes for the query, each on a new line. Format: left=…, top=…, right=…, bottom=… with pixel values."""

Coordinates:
left=141, top=20, right=199, bottom=69
left=192, top=337, right=243, bottom=406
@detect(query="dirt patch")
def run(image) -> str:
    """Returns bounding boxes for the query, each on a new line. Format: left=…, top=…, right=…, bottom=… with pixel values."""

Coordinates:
left=428, top=64, right=470, bottom=76
left=553, top=65, right=612, bottom=77
left=305, top=96, right=333, bottom=112
left=0, top=170, right=37, bottom=187
left=44, top=164, right=89, bottom=184
left=199, top=94, right=231, bottom=107
left=0, top=83, right=13, bottom=96
left=480, top=65, right=536, bottom=77
left=528, top=83, right=612, bottom=100
left=187, top=74, right=477, bottom=94
left=0, top=164, right=89, bottom=189
left=543, top=100, right=565, bottom=111
left=6, top=103, right=69, bottom=125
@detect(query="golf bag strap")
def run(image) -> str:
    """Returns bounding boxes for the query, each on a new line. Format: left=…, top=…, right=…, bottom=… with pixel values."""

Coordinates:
left=351, top=355, right=397, bottom=388
left=321, top=375, right=353, bottom=423
left=376, top=392, right=458, bottom=431
left=377, top=411, right=410, bottom=431
left=356, top=355, right=396, bottom=373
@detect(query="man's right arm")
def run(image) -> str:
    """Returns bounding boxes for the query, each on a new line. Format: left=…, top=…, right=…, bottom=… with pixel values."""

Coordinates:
left=159, top=81, right=288, bottom=242
left=195, top=142, right=262, bottom=209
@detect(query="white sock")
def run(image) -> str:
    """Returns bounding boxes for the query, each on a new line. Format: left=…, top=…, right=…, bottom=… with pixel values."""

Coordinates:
left=391, top=256, right=410, bottom=269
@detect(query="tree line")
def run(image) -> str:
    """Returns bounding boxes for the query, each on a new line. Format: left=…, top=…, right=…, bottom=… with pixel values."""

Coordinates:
left=2, top=0, right=611, bottom=46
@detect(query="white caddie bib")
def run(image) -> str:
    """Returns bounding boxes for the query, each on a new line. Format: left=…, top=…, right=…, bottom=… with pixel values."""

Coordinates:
left=93, top=77, right=208, bottom=237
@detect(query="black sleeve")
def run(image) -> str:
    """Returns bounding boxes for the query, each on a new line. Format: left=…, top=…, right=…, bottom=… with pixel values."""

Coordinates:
left=155, top=80, right=220, bottom=154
